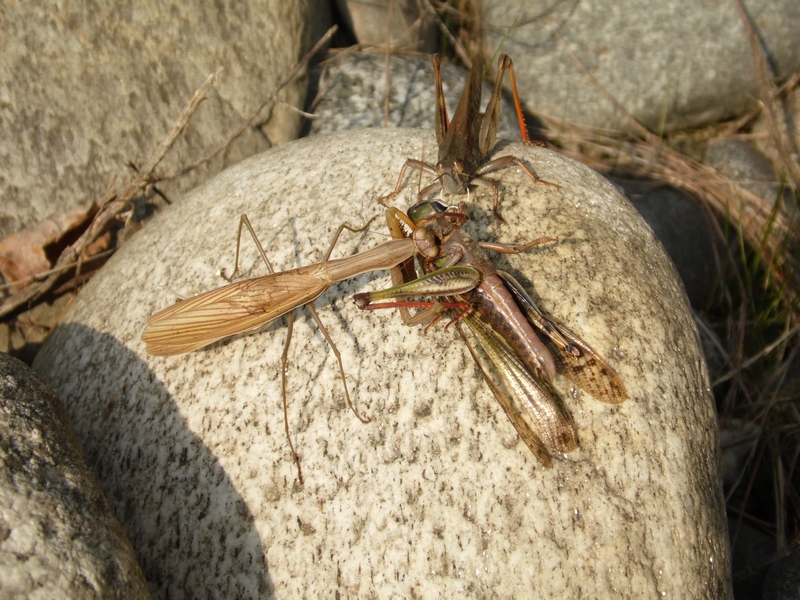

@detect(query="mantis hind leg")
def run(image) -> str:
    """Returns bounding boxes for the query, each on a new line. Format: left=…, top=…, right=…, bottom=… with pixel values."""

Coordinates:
left=280, top=311, right=304, bottom=485
left=257, top=215, right=377, bottom=485
left=306, top=304, right=370, bottom=425
left=216, top=215, right=306, bottom=484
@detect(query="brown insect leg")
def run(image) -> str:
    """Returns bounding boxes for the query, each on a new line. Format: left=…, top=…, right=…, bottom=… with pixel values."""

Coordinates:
left=221, top=214, right=276, bottom=282
left=416, top=180, right=445, bottom=204
left=441, top=303, right=474, bottom=332
left=306, top=304, right=370, bottom=424
left=320, top=215, right=380, bottom=262
left=479, top=236, right=558, bottom=254
left=277, top=216, right=380, bottom=484
left=503, top=55, right=531, bottom=144
left=479, top=55, right=510, bottom=157
left=432, top=53, right=449, bottom=144
left=495, top=54, right=546, bottom=147
left=465, top=176, right=505, bottom=223
left=477, top=155, right=559, bottom=189
left=377, top=159, right=437, bottom=206
left=280, top=311, right=304, bottom=485
left=474, top=155, right=560, bottom=221
left=218, top=214, right=305, bottom=484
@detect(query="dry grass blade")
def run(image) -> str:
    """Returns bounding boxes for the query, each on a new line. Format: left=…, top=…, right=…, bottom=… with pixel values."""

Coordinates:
left=714, top=325, right=800, bottom=386
left=543, top=20, right=800, bottom=323
left=544, top=117, right=799, bottom=321
left=732, top=0, right=800, bottom=189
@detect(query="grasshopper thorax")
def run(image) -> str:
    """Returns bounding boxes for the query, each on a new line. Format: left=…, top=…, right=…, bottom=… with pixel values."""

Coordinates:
left=437, top=157, right=469, bottom=194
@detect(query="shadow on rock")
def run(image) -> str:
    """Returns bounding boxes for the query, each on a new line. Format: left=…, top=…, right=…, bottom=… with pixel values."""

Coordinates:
left=33, top=323, right=273, bottom=599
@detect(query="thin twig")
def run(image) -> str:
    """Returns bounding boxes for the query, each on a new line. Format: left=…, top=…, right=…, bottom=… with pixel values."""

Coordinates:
left=0, top=68, right=223, bottom=319
left=0, top=249, right=116, bottom=292
left=161, top=25, right=338, bottom=179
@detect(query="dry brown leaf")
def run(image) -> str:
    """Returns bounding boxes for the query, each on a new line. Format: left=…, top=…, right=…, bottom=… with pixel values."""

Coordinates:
left=0, top=201, right=111, bottom=291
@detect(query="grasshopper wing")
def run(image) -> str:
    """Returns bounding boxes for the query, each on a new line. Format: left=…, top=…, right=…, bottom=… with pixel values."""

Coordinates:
left=456, top=310, right=578, bottom=466
left=142, top=268, right=329, bottom=356
left=437, top=54, right=485, bottom=166
left=498, top=270, right=628, bottom=404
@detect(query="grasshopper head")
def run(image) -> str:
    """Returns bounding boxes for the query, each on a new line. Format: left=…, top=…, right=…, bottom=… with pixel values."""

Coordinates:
left=437, top=157, right=469, bottom=194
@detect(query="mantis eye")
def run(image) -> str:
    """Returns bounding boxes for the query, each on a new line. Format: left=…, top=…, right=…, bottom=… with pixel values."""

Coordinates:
left=413, top=227, right=439, bottom=258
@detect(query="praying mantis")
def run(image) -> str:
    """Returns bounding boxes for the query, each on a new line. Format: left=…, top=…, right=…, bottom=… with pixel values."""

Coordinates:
left=141, top=213, right=477, bottom=482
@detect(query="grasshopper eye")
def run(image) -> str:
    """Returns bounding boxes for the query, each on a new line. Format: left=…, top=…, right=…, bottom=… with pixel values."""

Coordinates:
left=408, top=201, right=436, bottom=224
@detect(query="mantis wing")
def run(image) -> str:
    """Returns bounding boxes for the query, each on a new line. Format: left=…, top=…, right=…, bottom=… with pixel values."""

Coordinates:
left=142, top=269, right=328, bottom=356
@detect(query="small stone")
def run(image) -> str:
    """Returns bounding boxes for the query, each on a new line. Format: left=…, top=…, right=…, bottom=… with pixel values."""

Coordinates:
left=0, top=353, right=148, bottom=597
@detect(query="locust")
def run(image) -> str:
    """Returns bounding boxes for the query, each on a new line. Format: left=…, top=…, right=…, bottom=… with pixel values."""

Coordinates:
left=354, top=201, right=627, bottom=466
left=378, top=54, right=557, bottom=222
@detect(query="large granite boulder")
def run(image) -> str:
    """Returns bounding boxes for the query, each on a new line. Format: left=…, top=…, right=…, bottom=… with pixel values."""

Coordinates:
left=34, top=129, right=731, bottom=597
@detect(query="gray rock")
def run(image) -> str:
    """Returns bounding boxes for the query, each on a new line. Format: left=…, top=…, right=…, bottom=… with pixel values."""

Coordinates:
left=310, top=52, right=524, bottom=141
left=482, top=0, right=800, bottom=134
left=0, top=1, right=332, bottom=239
left=704, top=140, right=787, bottom=209
left=335, top=0, right=436, bottom=51
left=630, top=187, right=720, bottom=308
left=34, top=129, right=731, bottom=597
left=0, top=352, right=149, bottom=598
left=762, top=546, right=800, bottom=600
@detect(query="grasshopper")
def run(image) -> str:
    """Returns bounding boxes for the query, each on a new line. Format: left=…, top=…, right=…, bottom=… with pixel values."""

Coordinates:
left=379, top=54, right=557, bottom=222
left=355, top=201, right=627, bottom=466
